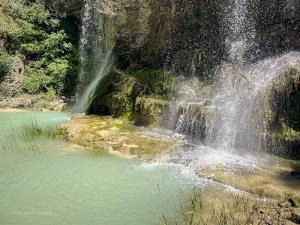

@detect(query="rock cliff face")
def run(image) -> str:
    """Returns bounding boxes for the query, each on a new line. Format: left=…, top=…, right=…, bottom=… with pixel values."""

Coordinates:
left=251, top=0, right=300, bottom=61
left=49, top=0, right=300, bottom=77
left=47, top=0, right=300, bottom=130
left=47, top=0, right=227, bottom=77
left=45, top=0, right=83, bottom=18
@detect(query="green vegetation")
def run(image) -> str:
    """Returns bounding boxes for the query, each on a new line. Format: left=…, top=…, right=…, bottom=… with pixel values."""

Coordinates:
left=129, top=69, right=175, bottom=97
left=160, top=189, right=293, bottom=225
left=16, top=120, right=61, bottom=139
left=0, top=47, right=13, bottom=78
left=89, top=69, right=174, bottom=122
left=2, top=119, right=63, bottom=151
left=0, top=0, right=79, bottom=96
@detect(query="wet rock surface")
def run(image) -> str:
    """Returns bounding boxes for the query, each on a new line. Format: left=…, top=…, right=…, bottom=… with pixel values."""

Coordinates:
left=134, top=96, right=169, bottom=126
left=60, top=115, right=179, bottom=160
left=175, top=102, right=221, bottom=140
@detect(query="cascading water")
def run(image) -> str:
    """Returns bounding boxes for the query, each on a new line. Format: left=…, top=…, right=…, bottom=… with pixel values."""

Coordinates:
left=207, top=52, right=300, bottom=150
left=75, top=50, right=114, bottom=113
left=76, top=0, right=103, bottom=100
left=224, top=0, right=255, bottom=64
left=173, top=0, right=300, bottom=152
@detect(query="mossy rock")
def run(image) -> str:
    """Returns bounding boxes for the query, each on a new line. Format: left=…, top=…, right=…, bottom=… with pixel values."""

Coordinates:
left=89, top=70, right=142, bottom=117
left=89, top=69, right=174, bottom=126
left=129, top=68, right=175, bottom=97
left=134, top=96, right=169, bottom=126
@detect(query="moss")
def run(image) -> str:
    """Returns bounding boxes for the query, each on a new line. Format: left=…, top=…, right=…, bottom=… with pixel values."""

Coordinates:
left=134, top=96, right=169, bottom=126
left=121, top=112, right=135, bottom=122
left=270, top=119, right=300, bottom=141
left=129, top=68, right=175, bottom=97
left=89, top=69, right=173, bottom=126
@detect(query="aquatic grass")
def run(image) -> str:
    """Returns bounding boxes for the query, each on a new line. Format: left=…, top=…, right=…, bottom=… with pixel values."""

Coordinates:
left=2, top=119, right=65, bottom=152
left=159, top=189, right=291, bottom=225
left=158, top=188, right=206, bottom=225
left=19, top=119, right=61, bottom=139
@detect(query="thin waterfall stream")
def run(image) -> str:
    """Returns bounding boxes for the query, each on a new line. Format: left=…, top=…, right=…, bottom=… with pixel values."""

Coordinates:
left=75, top=0, right=115, bottom=113
left=75, top=50, right=114, bottom=113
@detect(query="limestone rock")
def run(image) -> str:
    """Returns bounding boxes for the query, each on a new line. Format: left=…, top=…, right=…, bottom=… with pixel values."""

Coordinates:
left=60, top=115, right=178, bottom=159
left=175, top=102, right=221, bottom=140
left=134, top=96, right=169, bottom=126
left=0, top=55, right=24, bottom=98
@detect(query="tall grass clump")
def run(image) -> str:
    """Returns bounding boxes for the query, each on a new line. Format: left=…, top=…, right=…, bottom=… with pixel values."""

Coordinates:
left=2, top=119, right=63, bottom=152
left=158, top=188, right=205, bottom=225
left=158, top=189, right=291, bottom=225
left=17, top=119, right=61, bottom=140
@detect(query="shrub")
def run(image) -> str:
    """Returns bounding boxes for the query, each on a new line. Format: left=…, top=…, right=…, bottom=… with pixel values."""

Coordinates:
left=43, top=87, right=56, bottom=101
left=0, top=48, right=13, bottom=78
left=21, top=61, right=49, bottom=93
left=2, top=0, right=79, bottom=96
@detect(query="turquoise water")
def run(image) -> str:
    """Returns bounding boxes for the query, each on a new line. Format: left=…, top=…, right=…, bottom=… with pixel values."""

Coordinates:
left=0, top=112, right=193, bottom=225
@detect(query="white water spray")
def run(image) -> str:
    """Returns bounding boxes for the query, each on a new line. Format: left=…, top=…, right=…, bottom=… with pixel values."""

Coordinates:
left=173, top=0, right=300, bottom=152
left=224, top=0, right=255, bottom=64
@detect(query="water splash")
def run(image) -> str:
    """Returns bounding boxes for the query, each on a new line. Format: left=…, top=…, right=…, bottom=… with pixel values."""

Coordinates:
left=223, top=0, right=256, bottom=64
left=172, top=0, right=300, bottom=152
left=208, top=52, right=300, bottom=150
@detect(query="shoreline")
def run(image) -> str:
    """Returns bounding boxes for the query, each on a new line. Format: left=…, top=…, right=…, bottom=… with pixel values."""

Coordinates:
left=0, top=108, right=30, bottom=112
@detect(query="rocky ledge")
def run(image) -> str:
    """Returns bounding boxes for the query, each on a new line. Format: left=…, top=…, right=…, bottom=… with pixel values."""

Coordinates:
left=60, top=115, right=179, bottom=160
left=0, top=95, right=67, bottom=111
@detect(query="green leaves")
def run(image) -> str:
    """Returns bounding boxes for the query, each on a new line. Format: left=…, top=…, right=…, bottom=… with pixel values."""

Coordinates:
left=19, top=2, right=50, bottom=26
left=47, top=58, right=70, bottom=92
left=0, top=48, right=13, bottom=78
left=2, top=0, right=80, bottom=96
left=129, top=69, right=175, bottom=98
left=21, top=61, right=49, bottom=93
left=42, top=31, right=71, bottom=59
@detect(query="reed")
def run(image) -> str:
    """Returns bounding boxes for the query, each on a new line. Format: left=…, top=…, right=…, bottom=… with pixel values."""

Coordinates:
left=2, top=119, right=63, bottom=152
left=158, top=189, right=288, bottom=225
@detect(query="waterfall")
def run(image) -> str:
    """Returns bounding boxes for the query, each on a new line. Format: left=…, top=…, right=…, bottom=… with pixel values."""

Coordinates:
left=75, top=0, right=116, bottom=113
left=224, top=0, right=255, bottom=64
left=173, top=0, right=300, bottom=152
left=207, top=52, right=300, bottom=150
left=75, top=50, right=114, bottom=113
left=76, top=0, right=103, bottom=100
left=206, top=0, right=255, bottom=148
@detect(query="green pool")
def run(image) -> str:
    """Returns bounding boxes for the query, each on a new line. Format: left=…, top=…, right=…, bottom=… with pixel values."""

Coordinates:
left=0, top=112, right=194, bottom=225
